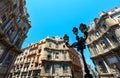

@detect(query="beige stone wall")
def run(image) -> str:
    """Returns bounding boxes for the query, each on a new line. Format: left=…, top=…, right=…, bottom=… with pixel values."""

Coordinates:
left=10, top=37, right=76, bottom=78
left=86, top=7, right=120, bottom=78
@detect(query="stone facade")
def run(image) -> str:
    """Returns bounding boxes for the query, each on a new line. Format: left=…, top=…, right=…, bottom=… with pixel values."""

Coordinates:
left=68, top=47, right=83, bottom=78
left=9, top=36, right=83, bottom=78
left=86, top=7, right=120, bottom=78
left=0, top=0, right=31, bottom=78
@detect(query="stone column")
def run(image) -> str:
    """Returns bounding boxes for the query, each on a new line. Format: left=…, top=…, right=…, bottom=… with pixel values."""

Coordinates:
left=50, top=64, right=52, bottom=75
left=60, top=63, right=63, bottom=75
left=102, top=58, right=111, bottom=73
left=106, top=37, right=114, bottom=48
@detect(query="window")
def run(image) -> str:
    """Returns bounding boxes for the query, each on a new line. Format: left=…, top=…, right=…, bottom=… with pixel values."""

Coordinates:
left=33, top=71, right=39, bottom=76
left=100, top=41, right=108, bottom=49
left=56, top=44, right=59, bottom=48
left=53, top=64, right=60, bottom=74
left=35, top=63, right=38, bottom=67
left=63, top=45, right=65, bottom=48
left=47, top=54, right=51, bottom=60
left=17, top=18, right=21, bottom=25
left=95, top=31, right=100, bottom=37
left=98, top=61, right=108, bottom=73
left=1, top=19, right=11, bottom=31
left=3, top=54, right=13, bottom=66
left=107, top=56, right=118, bottom=64
left=92, top=45, right=98, bottom=55
left=22, top=25, right=27, bottom=33
left=1, top=14, right=6, bottom=22
left=7, top=26, right=15, bottom=38
left=45, top=64, right=51, bottom=73
left=110, top=35, right=118, bottom=43
left=13, top=33, right=18, bottom=44
left=63, top=64, right=68, bottom=73
left=55, top=52, right=59, bottom=59
left=63, top=52, right=66, bottom=60
left=15, top=38, right=21, bottom=47
left=23, top=26, right=26, bottom=31
left=54, top=64, right=60, bottom=70
left=49, top=43, right=52, bottom=47
left=38, top=49, right=41, bottom=53
left=0, top=46, right=4, bottom=58
left=13, top=3, right=17, bottom=10
left=63, top=64, right=68, bottom=71
left=102, top=24, right=107, bottom=30
left=28, top=71, right=32, bottom=76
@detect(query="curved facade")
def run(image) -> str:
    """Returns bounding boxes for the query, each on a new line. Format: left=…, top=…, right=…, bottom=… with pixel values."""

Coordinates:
left=86, top=7, right=120, bottom=78
left=9, top=36, right=83, bottom=78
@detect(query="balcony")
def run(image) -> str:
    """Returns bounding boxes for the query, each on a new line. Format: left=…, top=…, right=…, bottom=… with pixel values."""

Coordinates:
left=28, top=51, right=36, bottom=56
left=102, top=43, right=120, bottom=54
left=32, top=66, right=41, bottom=70
left=105, top=17, right=119, bottom=27
left=27, top=67, right=32, bottom=71
left=24, top=61, right=30, bottom=64
left=100, top=73, right=114, bottom=78
left=30, top=45, right=38, bottom=51
left=41, top=57, right=47, bottom=61
left=14, top=69, right=21, bottom=73
left=22, top=68, right=28, bottom=72
left=111, top=42, right=120, bottom=49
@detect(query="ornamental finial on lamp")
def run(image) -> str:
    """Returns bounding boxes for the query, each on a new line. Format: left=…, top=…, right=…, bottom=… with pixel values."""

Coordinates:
left=72, top=27, right=78, bottom=35
left=63, top=34, right=69, bottom=43
left=79, top=23, right=87, bottom=33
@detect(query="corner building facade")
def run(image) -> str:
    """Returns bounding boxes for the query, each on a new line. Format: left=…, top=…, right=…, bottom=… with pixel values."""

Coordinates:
left=0, top=0, right=31, bottom=78
left=86, top=7, right=120, bottom=78
left=9, top=36, right=83, bottom=78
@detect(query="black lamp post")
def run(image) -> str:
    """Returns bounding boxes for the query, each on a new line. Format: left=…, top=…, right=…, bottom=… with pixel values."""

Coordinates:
left=63, top=23, right=93, bottom=78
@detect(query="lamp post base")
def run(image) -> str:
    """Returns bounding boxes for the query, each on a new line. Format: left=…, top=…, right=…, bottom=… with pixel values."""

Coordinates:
left=85, top=73, right=93, bottom=78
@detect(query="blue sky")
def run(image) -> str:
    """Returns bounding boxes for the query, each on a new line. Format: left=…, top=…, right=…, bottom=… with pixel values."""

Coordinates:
left=23, top=0, right=120, bottom=69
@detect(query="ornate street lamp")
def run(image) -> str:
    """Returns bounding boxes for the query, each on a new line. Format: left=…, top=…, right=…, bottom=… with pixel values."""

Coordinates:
left=63, top=23, right=93, bottom=78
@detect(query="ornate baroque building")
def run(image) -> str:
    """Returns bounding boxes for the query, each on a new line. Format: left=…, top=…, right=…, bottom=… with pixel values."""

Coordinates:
left=86, top=7, right=120, bottom=78
left=0, top=0, right=31, bottom=78
left=9, top=36, right=83, bottom=78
